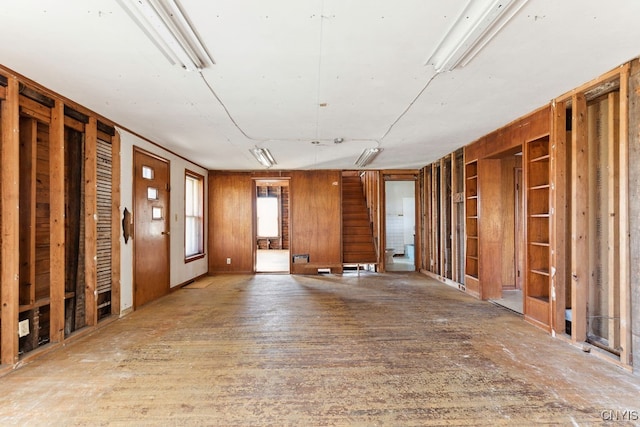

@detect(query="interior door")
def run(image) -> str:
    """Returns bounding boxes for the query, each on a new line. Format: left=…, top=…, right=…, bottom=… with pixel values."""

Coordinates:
left=133, top=148, right=170, bottom=308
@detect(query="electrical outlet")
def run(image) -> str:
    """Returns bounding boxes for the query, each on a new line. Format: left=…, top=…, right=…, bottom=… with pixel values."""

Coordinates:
left=226, top=258, right=231, bottom=264
left=18, top=320, right=30, bottom=337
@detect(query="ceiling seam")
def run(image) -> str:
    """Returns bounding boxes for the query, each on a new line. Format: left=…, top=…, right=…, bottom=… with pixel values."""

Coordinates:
left=315, top=0, right=326, bottom=142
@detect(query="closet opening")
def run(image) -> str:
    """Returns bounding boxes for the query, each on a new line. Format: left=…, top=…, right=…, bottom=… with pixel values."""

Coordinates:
left=486, top=146, right=524, bottom=314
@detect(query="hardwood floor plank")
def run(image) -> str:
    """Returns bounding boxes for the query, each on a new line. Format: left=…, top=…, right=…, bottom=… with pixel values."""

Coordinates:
left=0, top=273, right=638, bottom=425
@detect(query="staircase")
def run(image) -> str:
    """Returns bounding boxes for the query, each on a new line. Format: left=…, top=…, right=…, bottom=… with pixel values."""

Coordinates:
left=342, top=174, right=377, bottom=264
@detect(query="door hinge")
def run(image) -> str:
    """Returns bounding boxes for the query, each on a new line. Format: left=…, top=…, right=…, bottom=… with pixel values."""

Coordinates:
left=166, top=184, right=171, bottom=191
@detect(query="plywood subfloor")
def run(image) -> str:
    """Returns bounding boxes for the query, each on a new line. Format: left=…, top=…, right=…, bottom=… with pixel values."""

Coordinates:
left=1, top=273, right=638, bottom=426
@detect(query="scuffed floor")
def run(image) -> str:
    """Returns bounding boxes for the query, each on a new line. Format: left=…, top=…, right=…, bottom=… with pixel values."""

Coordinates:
left=1, top=273, right=639, bottom=426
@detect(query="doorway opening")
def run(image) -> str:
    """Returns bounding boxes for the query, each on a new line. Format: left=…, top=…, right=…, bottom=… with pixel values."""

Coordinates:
left=384, top=180, right=416, bottom=272
left=486, top=147, right=524, bottom=314
left=254, top=179, right=290, bottom=273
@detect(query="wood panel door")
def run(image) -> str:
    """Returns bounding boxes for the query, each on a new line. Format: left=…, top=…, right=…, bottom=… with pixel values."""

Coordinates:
left=134, top=148, right=170, bottom=308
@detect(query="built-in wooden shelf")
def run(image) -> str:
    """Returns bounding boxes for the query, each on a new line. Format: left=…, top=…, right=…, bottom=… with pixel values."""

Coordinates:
left=524, top=135, right=551, bottom=328
left=529, top=241, right=550, bottom=247
left=465, top=161, right=479, bottom=281
left=530, top=268, right=550, bottom=276
left=530, top=184, right=551, bottom=191
left=530, top=154, right=550, bottom=163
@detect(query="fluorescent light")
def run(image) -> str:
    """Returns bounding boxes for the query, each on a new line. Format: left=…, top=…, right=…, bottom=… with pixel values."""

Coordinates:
left=426, top=0, right=528, bottom=72
left=117, top=0, right=214, bottom=71
left=355, top=148, right=382, bottom=168
left=250, top=148, right=276, bottom=168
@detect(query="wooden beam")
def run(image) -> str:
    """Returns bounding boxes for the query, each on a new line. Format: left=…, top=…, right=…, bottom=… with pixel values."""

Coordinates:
left=451, top=153, right=459, bottom=283
left=550, top=100, right=568, bottom=335
left=111, top=130, right=122, bottom=316
left=1, top=75, right=20, bottom=365
left=19, top=95, right=51, bottom=124
left=19, top=84, right=54, bottom=108
left=422, top=167, right=431, bottom=272
left=607, top=91, right=620, bottom=350
left=571, top=93, right=588, bottom=343
left=413, top=170, right=421, bottom=273
left=431, top=164, right=439, bottom=274
left=440, top=158, right=447, bottom=278
left=64, top=105, right=89, bottom=124
left=557, top=66, right=628, bottom=102
left=85, top=117, right=98, bottom=327
left=49, top=99, right=65, bottom=343
left=617, top=64, right=631, bottom=367
left=64, top=115, right=85, bottom=133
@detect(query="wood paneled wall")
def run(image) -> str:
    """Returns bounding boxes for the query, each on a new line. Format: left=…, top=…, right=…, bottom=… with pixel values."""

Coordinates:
left=290, top=171, right=342, bottom=274
left=208, top=172, right=254, bottom=273
left=207, top=170, right=343, bottom=275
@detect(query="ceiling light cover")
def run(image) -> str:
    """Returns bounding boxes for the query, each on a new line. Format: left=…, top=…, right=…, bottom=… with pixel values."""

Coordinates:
left=250, top=147, right=276, bottom=168
left=426, top=0, right=529, bottom=72
left=117, top=0, right=214, bottom=71
left=355, top=147, right=382, bottom=168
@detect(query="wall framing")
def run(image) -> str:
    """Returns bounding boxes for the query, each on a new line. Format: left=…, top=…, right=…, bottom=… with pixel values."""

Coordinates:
left=420, top=60, right=637, bottom=372
left=0, top=66, right=121, bottom=372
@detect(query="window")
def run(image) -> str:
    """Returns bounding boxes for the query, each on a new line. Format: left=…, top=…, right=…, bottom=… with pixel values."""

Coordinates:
left=185, top=171, right=204, bottom=260
left=257, top=197, right=279, bottom=237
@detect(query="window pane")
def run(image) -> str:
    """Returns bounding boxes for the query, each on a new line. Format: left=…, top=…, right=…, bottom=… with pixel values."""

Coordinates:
left=257, top=197, right=279, bottom=237
left=147, top=187, right=158, bottom=200
left=152, top=206, right=163, bottom=220
left=185, top=172, right=204, bottom=258
left=142, top=165, right=154, bottom=180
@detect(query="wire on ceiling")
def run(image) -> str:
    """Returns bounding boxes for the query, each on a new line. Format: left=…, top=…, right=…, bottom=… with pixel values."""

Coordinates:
left=378, top=71, right=439, bottom=143
left=198, top=71, right=261, bottom=142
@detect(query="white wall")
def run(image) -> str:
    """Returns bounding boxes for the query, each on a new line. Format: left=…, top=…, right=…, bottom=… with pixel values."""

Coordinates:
left=118, top=129, right=208, bottom=313
left=385, top=181, right=415, bottom=255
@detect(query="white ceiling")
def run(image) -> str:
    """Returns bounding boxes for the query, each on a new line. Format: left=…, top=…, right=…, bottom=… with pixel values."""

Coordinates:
left=1, top=1, right=639, bottom=170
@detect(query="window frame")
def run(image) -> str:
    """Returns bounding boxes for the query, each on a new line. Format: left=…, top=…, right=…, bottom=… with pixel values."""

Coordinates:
left=184, top=169, right=205, bottom=262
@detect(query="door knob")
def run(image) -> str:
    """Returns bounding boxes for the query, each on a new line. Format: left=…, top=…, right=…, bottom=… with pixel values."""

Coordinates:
left=162, top=231, right=170, bottom=235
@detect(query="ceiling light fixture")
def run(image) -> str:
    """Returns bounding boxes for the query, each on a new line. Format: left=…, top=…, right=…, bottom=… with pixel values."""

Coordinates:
left=250, top=147, right=276, bottom=168
left=334, top=138, right=344, bottom=144
left=117, top=0, right=214, bottom=71
left=354, top=148, right=382, bottom=168
left=426, top=0, right=528, bottom=72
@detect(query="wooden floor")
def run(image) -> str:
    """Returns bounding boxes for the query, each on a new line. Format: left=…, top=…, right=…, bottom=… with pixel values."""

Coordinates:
left=1, top=273, right=639, bottom=426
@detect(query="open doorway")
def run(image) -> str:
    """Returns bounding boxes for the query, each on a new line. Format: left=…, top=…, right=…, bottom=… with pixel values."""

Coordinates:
left=254, top=179, right=290, bottom=273
left=384, top=180, right=416, bottom=272
left=486, top=148, right=525, bottom=313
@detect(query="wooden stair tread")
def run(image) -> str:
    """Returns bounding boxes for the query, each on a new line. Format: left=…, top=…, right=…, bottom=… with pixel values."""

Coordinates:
left=342, top=174, right=377, bottom=264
